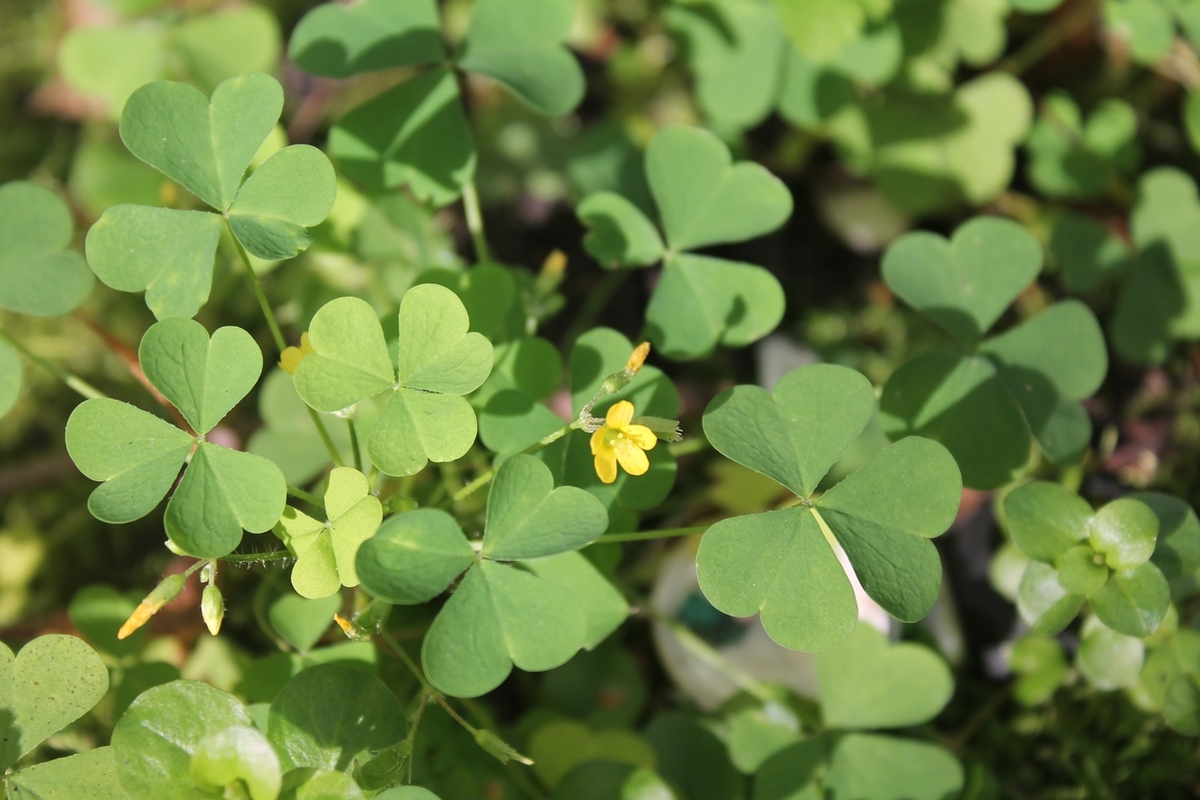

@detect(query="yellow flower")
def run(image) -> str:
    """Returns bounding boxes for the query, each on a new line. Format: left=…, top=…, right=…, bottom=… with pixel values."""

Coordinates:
left=280, top=331, right=315, bottom=375
left=590, top=400, right=657, bottom=484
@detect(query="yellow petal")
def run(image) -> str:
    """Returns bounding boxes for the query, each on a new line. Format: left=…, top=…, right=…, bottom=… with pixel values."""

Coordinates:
left=594, top=448, right=618, bottom=483
left=622, top=424, right=657, bottom=450
left=299, top=331, right=315, bottom=356
left=614, top=438, right=650, bottom=476
left=606, top=400, right=635, bottom=427
left=279, top=346, right=304, bottom=375
left=590, top=427, right=608, bottom=455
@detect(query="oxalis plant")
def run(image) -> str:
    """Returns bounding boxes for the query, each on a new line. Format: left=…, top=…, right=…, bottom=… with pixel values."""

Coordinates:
left=4, top=0, right=1200, bottom=797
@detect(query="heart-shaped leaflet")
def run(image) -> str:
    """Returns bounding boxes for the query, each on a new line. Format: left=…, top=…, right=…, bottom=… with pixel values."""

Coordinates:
left=289, top=0, right=444, bottom=79
left=0, top=181, right=94, bottom=316
left=881, top=216, right=1044, bottom=344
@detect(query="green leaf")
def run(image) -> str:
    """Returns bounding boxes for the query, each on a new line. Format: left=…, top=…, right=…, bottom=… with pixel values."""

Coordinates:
left=458, top=0, right=585, bottom=115
left=164, top=442, right=287, bottom=558
left=330, top=68, right=475, bottom=205
left=422, top=561, right=588, bottom=697
left=1026, top=93, right=1140, bottom=199
left=577, top=192, right=665, bottom=268
left=522, top=551, right=630, bottom=649
left=754, top=739, right=825, bottom=800
left=398, top=283, right=494, bottom=395
left=416, top=265, right=521, bottom=344
left=826, top=733, right=963, bottom=800
left=267, top=664, right=406, bottom=773
left=1017, top=561, right=1085, bottom=635
left=1088, top=497, right=1159, bottom=570
left=703, top=363, right=875, bottom=497
left=85, top=205, right=224, bottom=320
left=229, top=145, right=337, bottom=260
left=882, top=216, right=1044, bottom=344
left=280, top=769, right=368, bottom=800
left=880, top=349, right=1032, bottom=490
left=644, top=712, right=742, bottom=800
left=120, top=73, right=281, bottom=212
left=1132, top=491, right=1200, bottom=579
left=275, top=467, right=383, bottom=599
left=645, top=254, right=785, bottom=360
left=294, top=296, right=394, bottom=412
left=696, top=506, right=858, bottom=651
left=646, top=126, right=792, bottom=252
left=110, top=680, right=252, bottom=800
left=58, top=25, right=166, bottom=120
left=65, top=398, right=193, bottom=524
left=473, top=337, right=563, bottom=407
left=482, top=454, right=609, bottom=560
left=189, top=725, right=281, bottom=800
left=248, top=369, right=353, bottom=486
left=1077, top=616, right=1145, bottom=690
left=667, top=0, right=786, bottom=130
left=1049, top=212, right=1130, bottom=293
left=289, top=0, right=443, bottom=78
left=1164, top=673, right=1200, bottom=735
left=0, top=635, right=109, bottom=771
left=0, top=181, right=93, bottom=315
left=172, top=6, right=281, bottom=95
left=6, top=747, right=127, bottom=800
left=267, top=592, right=342, bottom=654
left=816, top=624, right=953, bottom=729
left=367, top=390, right=480, bottom=476
left=1008, top=635, right=1069, bottom=706
left=0, top=339, right=20, bottom=418
left=356, top=508, right=476, bottom=605
left=1004, top=481, right=1092, bottom=564
left=775, top=0, right=864, bottom=62
left=817, top=438, right=959, bottom=622
left=1055, top=545, right=1108, bottom=596
left=1104, top=0, right=1175, bottom=64
left=528, top=720, right=655, bottom=788
left=724, top=704, right=801, bottom=774
left=139, top=318, right=262, bottom=435
left=1090, top=561, right=1170, bottom=637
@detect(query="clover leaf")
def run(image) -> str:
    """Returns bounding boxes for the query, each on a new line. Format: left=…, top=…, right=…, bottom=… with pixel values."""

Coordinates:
left=292, top=285, right=494, bottom=476
left=0, top=181, right=94, bottom=316
left=697, top=363, right=962, bottom=652
left=576, top=126, right=791, bottom=360
left=1026, top=93, right=1140, bottom=199
left=825, top=734, right=964, bottom=800
left=815, top=625, right=953, bottom=730
left=6, top=746, right=127, bottom=799
left=1112, top=168, right=1200, bottom=363
left=85, top=73, right=336, bottom=319
left=66, top=318, right=286, bottom=558
left=356, top=454, right=611, bottom=696
left=0, top=635, right=109, bottom=771
left=880, top=216, right=1108, bottom=489
left=274, top=468, right=383, bottom=600
left=1005, top=481, right=1171, bottom=637
left=288, top=0, right=443, bottom=79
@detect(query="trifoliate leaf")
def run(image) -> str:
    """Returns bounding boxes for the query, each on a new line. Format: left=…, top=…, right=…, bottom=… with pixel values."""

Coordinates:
left=0, top=181, right=94, bottom=315
left=457, top=0, right=585, bottom=115
left=577, top=192, right=665, bottom=269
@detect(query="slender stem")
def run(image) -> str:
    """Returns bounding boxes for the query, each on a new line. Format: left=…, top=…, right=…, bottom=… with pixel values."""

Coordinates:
left=287, top=485, right=324, bottom=507
left=595, top=525, right=708, bottom=544
left=347, top=417, right=363, bottom=472
left=309, top=409, right=345, bottom=467
left=0, top=327, right=106, bottom=400
left=562, top=269, right=630, bottom=353
left=655, top=612, right=776, bottom=703
left=451, top=421, right=579, bottom=503
left=221, top=550, right=293, bottom=564
left=1000, top=0, right=1098, bottom=75
left=380, top=629, right=435, bottom=693
left=462, top=180, right=491, bottom=264
left=229, top=231, right=287, bottom=353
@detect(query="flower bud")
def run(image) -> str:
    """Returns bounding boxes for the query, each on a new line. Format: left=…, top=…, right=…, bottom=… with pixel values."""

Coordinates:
left=119, top=573, right=185, bottom=639
left=201, top=583, right=225, bottom=636
left=625, top=341, right=650, bottom=374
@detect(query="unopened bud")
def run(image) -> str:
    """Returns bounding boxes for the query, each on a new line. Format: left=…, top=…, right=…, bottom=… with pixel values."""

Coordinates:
left=474, top=729, right=533, bottom=765
left=535, top=250, right=568, bottom=294
left=119, top=573, right=185, bottom=639
left=201, top=584, right=225, bottom=636
left=625, top=342, right=650, bottom=374
left=279, top=332, right=315, bottom=375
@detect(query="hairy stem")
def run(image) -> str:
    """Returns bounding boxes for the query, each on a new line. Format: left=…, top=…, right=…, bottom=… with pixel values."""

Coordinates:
left=0, top=327, right=107, bottom=400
